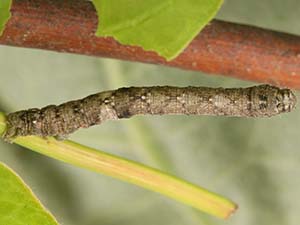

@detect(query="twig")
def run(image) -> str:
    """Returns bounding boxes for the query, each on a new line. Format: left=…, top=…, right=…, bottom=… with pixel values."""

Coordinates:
left=0, top=0, right=299, bottom=88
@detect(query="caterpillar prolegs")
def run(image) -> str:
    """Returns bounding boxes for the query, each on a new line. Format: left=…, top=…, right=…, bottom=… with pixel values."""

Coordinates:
left=3, top=85, right=296, bottom=141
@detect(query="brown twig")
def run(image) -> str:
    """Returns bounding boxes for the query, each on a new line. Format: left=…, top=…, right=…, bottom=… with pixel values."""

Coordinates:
left=0, top=0, right=299, bottom=89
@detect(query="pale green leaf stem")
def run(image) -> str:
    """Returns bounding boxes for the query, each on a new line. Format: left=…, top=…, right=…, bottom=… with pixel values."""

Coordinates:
left=0, top=112, right=236, bottom=218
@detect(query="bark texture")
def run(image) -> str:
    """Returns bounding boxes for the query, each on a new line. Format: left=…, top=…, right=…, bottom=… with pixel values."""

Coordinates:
left=0, top=0, right=299, bottom=88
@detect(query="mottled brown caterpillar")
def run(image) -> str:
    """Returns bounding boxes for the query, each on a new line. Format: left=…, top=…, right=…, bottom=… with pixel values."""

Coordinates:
left=3, top=85, right=297, bottom=141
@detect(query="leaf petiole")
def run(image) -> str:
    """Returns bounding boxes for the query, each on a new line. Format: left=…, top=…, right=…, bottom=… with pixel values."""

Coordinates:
left=0, top=112, right=237, bottom=218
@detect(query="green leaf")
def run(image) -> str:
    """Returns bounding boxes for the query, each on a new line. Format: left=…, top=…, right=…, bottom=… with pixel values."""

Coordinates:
left=0, top=162, right=59, bottom=225
left=0, top=0, right=12, bottom=36
left=92, top=0, right=223, bottom=60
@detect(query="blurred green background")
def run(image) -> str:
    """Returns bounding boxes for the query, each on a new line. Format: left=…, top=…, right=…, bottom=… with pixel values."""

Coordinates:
left=0, top=0, right=300, bottom=224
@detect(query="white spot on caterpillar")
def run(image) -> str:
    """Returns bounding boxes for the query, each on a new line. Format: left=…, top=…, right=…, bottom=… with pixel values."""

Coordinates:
left=213, top=95, right=231, bottom=108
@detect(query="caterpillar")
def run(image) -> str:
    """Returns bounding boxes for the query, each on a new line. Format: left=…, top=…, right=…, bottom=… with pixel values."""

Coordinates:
left=3, top=84, right=296, bottom=141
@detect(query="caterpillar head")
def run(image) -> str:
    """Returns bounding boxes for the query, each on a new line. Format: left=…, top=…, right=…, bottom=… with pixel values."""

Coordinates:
left=251, top=85, right=297, bottom=117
